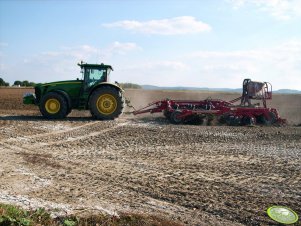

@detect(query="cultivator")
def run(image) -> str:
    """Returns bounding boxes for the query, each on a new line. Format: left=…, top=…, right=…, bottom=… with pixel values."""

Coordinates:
left=132, top=79, right=286, bottom=126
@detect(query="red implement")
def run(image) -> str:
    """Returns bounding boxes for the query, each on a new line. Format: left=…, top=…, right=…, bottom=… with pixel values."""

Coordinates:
left=133, top=79, right=286, bottom=126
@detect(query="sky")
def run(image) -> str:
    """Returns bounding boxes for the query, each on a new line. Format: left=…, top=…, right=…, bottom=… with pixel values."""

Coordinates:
left=0, top=0, right=301, bottom=90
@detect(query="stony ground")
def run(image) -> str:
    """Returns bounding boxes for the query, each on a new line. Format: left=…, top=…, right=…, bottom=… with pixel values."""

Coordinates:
left=0, top=88, right=300, bottom=225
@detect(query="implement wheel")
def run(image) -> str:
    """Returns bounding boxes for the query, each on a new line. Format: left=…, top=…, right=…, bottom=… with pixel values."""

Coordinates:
left=89, top=86, right=124, bottom=120
left=163, top=110, right=171, bottom=119
left=242, top=116, right=256, bottom=126
left=265, top=112, right=277, bottom=125
left=169, top=111, right=183, bottom=124
left=40, top=92, right=68, bottom=119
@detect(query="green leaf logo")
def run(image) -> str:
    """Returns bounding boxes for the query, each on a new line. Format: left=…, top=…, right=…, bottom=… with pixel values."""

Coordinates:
left=267, top=206, right=299, bottom=224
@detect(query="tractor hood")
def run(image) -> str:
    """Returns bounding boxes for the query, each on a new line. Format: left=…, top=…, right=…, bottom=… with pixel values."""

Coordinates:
left=36, top=80, right=82, bottom=87
left=33, top=80, right=83, bottom=104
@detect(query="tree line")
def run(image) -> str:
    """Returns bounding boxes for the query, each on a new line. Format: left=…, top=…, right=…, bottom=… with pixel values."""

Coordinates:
left=119, top=83, right=142, bottom=89
left=0, top=78, right=9, bottom=86
left=1, top=78, right=141, bottom=89
left=0, top=78, right=36, bottom=87
left=12, top=80, right=36, bottom=87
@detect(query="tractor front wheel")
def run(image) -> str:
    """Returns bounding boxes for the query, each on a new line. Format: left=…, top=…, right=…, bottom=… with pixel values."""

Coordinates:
left=40, top=92, right=68, bottom=119
left=89, top=86, right=124, bottom=120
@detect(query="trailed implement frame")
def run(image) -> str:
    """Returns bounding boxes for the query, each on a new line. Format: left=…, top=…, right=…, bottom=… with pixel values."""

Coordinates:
left=132, top=79, right=286, bottom=126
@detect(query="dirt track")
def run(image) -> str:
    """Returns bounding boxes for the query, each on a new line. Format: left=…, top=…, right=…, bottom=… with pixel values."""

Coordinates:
left=0, top=88, right=300, bottom=225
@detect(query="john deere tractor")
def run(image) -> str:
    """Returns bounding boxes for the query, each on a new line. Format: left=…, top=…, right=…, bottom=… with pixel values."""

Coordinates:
left=23, top=62, right=124, bottom=119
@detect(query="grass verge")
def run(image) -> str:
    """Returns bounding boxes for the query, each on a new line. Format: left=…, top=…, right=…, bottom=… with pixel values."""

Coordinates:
left=0, top=203, right=183, bottom=226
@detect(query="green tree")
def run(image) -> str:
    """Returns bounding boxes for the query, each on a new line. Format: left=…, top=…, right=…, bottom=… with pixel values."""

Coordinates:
left=0, top=78, right=9, bottom=86
left=120, top=83, right=142, bottom=89
left=29, top=82, right=35, bottom=87
left=22, top=80, right=30, bottom=87
left=14, top=80, right=22, bottom=86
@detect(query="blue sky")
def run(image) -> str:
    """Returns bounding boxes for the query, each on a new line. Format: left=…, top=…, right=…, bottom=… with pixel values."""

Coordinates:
left=0, top=0, right=301, bottom=89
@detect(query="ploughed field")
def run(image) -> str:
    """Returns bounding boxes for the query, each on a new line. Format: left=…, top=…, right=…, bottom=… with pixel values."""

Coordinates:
left=0, top=88, right=300, bottom=225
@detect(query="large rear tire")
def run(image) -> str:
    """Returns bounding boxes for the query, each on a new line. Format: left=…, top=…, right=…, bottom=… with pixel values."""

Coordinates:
left=89, top=86, right=124, bottom=120
left=40, top=92, right=68, bottom=119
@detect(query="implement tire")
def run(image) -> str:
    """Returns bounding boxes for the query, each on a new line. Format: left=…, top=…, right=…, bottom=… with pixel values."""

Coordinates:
left=89, top=86, right=124, bottom=120
left=169, top=111, right=183, bottom=124
left=40, top=92, right=68, bottom=119
left=242, top=116, right=256, bottom=126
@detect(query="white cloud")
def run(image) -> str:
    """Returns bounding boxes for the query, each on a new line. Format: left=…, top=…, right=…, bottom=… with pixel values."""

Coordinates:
left=2, top=42, right=141, bottom=84
left=183, top=40, right=301, bottom=89
left=106, top=41, right=141, bottom=55
left=0, top=42, right=8, bottom=47
left=102, top=16, right=211, bottom=35
left=2, top=40, right=301, bottom=90
left=115, top=60, right=189, bottom=85
left=40, top=42, right=140, bottom=61
left=228, top=0, right=301, bottom=20
left=124, top=61, right=189, bottom=70
left=42, top=45, right=98, bottom=59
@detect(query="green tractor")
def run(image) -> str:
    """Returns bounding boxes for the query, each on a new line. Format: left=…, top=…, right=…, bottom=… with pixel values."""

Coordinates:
left=23, top=62, right=124, bottom=119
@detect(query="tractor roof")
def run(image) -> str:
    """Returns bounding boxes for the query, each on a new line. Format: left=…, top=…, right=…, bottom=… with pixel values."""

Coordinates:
left=77, top=62, right=113, bottom=70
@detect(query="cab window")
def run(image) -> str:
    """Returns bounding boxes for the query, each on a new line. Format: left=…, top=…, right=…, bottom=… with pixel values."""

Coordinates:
left=85, top=68, right=106, bottom=87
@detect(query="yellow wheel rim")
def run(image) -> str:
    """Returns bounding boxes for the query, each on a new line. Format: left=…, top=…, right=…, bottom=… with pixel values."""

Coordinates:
left=45, top=98, right=60, bottom=114
left=96, top=94, right=117, bottom=115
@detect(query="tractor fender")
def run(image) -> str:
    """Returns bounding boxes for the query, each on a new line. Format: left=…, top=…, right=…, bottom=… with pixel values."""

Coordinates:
left=52, top=90, right=72, bottom=110
left=87, top=83, right=124, bottom=109
left=89, top=82, right=123, bottom=97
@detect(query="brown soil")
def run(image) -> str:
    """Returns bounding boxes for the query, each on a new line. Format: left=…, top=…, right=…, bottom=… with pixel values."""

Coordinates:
left=0, top=88, right=300, bottom=225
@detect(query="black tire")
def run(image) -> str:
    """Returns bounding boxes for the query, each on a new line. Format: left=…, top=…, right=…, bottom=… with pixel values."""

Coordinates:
left=187, top=115, right=204, bottom=125
left=66, top=107, right=72, bottom=116
left=169, top=111, right=183, bottom=124
left=89, top=86, right=124, bottom=120
left=227, top=116, right=241, bottom=126
left=266, top=112, right=277, bottom=125
left=257, top=112, right=276, bottom=125
left=163, top=110, right=171, bottom=119
left=242, top=116, right=256, bottom=126
left=39, top=92, right=68, bottom=119
left=219, top=114, right=229, bottom=124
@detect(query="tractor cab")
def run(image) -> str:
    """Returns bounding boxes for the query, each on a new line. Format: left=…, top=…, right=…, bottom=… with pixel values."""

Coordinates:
left=78, top=62, right=113, bottom=90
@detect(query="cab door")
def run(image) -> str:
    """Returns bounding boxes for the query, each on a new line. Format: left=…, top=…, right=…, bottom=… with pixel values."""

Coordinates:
left=83, top=67, right=107, bottom=92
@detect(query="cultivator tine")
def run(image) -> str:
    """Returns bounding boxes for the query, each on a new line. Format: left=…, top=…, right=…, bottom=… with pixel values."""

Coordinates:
left=125, top=97, right=136, bottom=111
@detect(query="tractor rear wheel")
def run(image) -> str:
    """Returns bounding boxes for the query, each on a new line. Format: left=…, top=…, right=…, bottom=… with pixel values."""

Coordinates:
left=40, top=92, right=68, bottom=119
left=89, top=86, right=124, bottom=120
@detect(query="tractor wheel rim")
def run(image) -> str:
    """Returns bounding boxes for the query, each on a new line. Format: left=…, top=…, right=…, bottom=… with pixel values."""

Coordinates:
left=45, top=98, right=60, bottom=114
left=96, top=94, right=117, bottom=115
